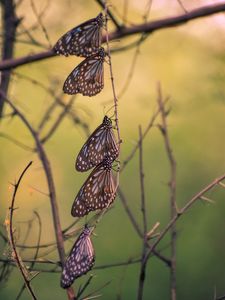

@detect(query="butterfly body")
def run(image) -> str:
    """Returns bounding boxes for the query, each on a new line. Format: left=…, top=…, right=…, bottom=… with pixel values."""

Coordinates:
left=63, top=48, right=106, bottom=96
left=76, top=116, right=118, bottom=172
left=54, top=13, right=104, bottom=57
left=61, top=227, right=95, bottom=289
left=72, top=156, right=117, bottom=217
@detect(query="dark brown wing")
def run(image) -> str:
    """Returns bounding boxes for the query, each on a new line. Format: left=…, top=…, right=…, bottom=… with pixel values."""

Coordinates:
left=54, top=13, right=103, bottom=57
left=61, top=227, right=95, bottom=288
left=71, top=160, right=117, bottom=217
left=63, top=48, right=105, bottom=96
left=76, top=117, right=118, bottom=172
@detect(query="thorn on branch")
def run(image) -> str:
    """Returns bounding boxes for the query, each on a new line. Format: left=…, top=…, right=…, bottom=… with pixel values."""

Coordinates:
left=199, top=195, right=215, bottom=204
left=146, top=222, right=160, bottom=240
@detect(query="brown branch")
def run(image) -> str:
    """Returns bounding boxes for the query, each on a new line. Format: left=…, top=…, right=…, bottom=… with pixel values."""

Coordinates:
left=0, top=3, right=224, bottom=70
left=137, top=126, right=148, bottom=300
left=144, top=172, right=225, bottom=265
left=0, top=0, right=20, bottom=116
left=157, top=83, right=177, bottom=300
left=8, top=161, right=37, bottom=299
left=1, top=91, right=75, bottom=300
left=104, top=5, right=121, bottom=149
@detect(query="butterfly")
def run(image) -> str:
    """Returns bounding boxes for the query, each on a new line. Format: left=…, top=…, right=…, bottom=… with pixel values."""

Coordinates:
left=54, top=13, right=104, bottom=57
left=76, top=116, right=119, bottom=172
left=63, top=47, right=106, bottom=96
left=71, top=156, right=117, bottom=217
left=61, top=226, right=95, bottom=289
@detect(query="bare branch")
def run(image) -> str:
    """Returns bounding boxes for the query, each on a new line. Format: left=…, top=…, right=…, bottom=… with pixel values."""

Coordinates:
left=0, top=3, right=224, bottom=70
left=144, top=173, right=225, bottom=264
left=157, top=83, right=177, bottom=300
left=0, top=0, right=20, bottom=116
left=7, top=161, right=37, bottom=299
left=40, top=96, right=76, bottom=144
left=104, top=4, right=121, bottom=150
left=137, top=125, right=148, bottom=300
left=1, top=90, right=75, bottom=300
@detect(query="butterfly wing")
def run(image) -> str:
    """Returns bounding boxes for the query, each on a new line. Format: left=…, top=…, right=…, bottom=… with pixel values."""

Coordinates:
left=54, top=13, right=103, bottom=57
left=71, top=162, right=117, bottom=217
left=61, top=228, right=95, bottom=289
left=63, top=49, right=105, bottom=96
left=76, top=118, right=118, bottom=172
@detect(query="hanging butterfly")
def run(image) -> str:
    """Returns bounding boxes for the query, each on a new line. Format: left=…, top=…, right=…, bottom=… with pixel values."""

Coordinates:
left=76, top=116, right=119, bottom=172
left=61, top=226, right=95, bottom=289
left=63, top=47, right=106, bottom=97
left=71, top=156, right=117, bottom=217
left=54, top=13, right=104, bottom=57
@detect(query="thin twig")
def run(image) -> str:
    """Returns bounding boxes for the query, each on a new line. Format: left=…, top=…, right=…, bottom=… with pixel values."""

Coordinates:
left=121, top=97, right=169, bottom=172
left=118, top=185, right=171, bottom=267
left=144, top=173, right=225, bottom=264
left=137, top=126, right=148, bottom=300
left=95, top=0, right=122, bottom=30
left=40, top=96, right=76, bottom=144
left=176, top=0, right=188, bottom=13
left=0, top=132, right=34, bottom=152
left=157, top=83, right=177, bottom=300
left=16, top=211, right=42, bottom=300
left=8, top=161, right=37, bottom=299
left=80, top=281, right=111, bottom=300
left=30, top=0, right=52, bottom=47
left=104, top=4, right=121, bottom=148
left=13, top=72, right=90, bottom=137
left=77, top=275, right=94, bottom=299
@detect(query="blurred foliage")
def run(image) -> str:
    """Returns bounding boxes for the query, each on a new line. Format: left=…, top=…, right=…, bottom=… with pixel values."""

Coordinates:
left=0, top=0, right=225, bottom=299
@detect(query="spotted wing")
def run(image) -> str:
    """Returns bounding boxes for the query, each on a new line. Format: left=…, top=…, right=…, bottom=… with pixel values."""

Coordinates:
left=54, top=14, right=103, bottom=57
left=71, top=163, right=117, bottom=217
left=61, top=229, right=95, bottom=289
left=63, top=52, right=104, bottom=97
left=76, top=124, right=118, bottom=172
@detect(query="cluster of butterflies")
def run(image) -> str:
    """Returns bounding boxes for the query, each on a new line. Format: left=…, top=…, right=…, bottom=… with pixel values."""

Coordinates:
left=60, top=114, right=119, bottom=288
left=53, top=13, right=106, bottom=97
left=54, top=13, right=120, bottom=289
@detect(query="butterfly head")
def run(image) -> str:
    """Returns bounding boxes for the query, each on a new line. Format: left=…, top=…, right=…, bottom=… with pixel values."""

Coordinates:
left=102, top=115, right=112, bottom=127
left=83, top=226, right=92, bottom=236
left=97, top=47, right=106, bottom=59
left=96, top=13, right=104, bottom=27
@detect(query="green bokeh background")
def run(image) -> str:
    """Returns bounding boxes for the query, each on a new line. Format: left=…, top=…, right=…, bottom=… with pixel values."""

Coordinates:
left=1, top=1, right=225, bottom=299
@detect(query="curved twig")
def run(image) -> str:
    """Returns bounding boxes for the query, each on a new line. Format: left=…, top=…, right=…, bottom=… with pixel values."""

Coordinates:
left=8, top=161, right=37, bottom=299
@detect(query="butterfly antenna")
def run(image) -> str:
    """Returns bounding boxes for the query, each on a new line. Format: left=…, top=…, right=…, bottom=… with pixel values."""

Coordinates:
left=104, top=104, right=115, bottom=116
